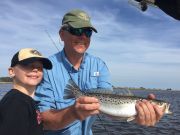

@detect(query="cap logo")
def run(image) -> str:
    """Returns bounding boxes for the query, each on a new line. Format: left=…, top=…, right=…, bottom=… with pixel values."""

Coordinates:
left=78, top=12, right=90, bottom=21
left=30, top=49, right=42, bottom=56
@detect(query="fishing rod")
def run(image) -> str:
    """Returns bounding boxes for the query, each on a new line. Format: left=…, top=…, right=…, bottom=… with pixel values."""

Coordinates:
left=44, top=29, right=61, bottom=51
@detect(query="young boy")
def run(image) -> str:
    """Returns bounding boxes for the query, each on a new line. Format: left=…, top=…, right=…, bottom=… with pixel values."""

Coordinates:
left=0, top=48, right=52, bottom=135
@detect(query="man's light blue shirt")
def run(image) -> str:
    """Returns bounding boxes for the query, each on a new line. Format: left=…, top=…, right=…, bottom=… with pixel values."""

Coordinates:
left=35, top=49, right=112, bottom=135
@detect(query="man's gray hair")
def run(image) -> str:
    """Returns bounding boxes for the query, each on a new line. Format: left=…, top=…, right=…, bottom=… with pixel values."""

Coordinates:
left=61, top=24, right=69, bottom=30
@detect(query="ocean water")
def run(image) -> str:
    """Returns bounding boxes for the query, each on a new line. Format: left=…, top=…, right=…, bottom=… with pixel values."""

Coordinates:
left=0, top=84, right=179, bottom=135
left=92, top=90, right=180, bottom=135
left=0, top=83, right=12, bottom=100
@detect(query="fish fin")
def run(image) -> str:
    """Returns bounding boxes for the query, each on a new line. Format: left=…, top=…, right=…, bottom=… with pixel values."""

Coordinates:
left=88, top=89, right=114, bottom=94
left=127, top=116, right=135, bottom=122
left=167, top=110, right=173, bottom=115
left=63, top=88, right=75, bottom=99
left=88, top=88, right=134, bottom=96
left=63, top=79, right=81, bottom=99
left=165, top=104, right=172, bottom=115
left=113, top=89, right=134, bottom=96
left=67, top=79, right=80, bottom=90
left=104, top=114, right=135, bottom=122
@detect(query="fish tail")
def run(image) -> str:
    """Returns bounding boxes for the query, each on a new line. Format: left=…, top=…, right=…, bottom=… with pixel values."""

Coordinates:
left=64, top=79, right=82, bottom=99
left=166, top=104, right=173, bottom=115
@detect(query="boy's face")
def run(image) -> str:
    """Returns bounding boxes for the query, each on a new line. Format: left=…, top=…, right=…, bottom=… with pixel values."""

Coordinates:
left=9, top=61, right=43, bottom=87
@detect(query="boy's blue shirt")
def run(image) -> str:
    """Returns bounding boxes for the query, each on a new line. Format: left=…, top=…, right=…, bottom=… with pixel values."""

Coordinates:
left=35, top=49, right=112, bottom=135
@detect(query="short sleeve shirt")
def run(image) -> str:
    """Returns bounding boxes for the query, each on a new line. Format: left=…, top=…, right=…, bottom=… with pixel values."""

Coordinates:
left=0, top=89, right=43, bottom=135
left=35, top=49, right=112, bottom=135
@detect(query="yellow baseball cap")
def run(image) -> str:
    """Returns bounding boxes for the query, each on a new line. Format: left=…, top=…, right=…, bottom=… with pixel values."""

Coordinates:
left=10, top=48, right=52, bottom=69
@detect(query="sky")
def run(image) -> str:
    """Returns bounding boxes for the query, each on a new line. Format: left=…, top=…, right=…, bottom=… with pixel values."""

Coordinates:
left=0, top=0, right=180, bottom=90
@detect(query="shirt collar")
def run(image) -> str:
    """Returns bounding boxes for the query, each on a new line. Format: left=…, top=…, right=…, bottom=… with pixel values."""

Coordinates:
left=61, top=49, right=86, bottom=72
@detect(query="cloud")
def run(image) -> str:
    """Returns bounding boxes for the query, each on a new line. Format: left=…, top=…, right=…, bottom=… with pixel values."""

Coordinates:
left=0, top=0, right=180, bottom=89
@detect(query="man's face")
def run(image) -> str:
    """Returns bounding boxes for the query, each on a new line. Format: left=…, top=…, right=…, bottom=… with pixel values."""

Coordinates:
left=60, top=27, right=91, bottom=56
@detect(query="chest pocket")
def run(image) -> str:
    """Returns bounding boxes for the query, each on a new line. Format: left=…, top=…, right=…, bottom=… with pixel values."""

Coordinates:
left=85, top=71, right=99, bottom=89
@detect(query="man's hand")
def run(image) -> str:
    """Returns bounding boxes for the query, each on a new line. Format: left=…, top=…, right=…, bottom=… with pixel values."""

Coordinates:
left=135, top=94, right=164, bottom=126
left=72, top=96, right=100, bottom=121
left=41, top=96, right=100, bottom=130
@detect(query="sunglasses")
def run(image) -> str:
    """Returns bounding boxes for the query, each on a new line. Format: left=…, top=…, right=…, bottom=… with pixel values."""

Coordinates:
left=63, top=27, right=93, bottom=38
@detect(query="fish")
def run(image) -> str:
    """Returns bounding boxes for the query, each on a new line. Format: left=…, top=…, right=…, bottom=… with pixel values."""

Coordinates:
left=64, top=80, right=172, bottom=121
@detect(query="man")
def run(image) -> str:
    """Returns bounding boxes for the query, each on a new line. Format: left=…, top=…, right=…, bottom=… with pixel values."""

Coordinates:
left=135, top=0, right=180, bottom=20
left=35, top=9, right=164, bottom=135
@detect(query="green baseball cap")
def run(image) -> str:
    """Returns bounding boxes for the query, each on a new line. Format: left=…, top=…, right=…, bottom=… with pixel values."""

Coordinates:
left=62, top=9, right=97, bottom=33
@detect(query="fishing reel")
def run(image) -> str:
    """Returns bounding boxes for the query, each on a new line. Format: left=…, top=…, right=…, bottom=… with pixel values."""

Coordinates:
left=128, top=0, right=156, bottom=12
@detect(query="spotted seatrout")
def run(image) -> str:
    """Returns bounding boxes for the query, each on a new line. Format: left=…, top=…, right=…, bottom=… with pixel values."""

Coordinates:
left=64, top=80, right=172, bottom=121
